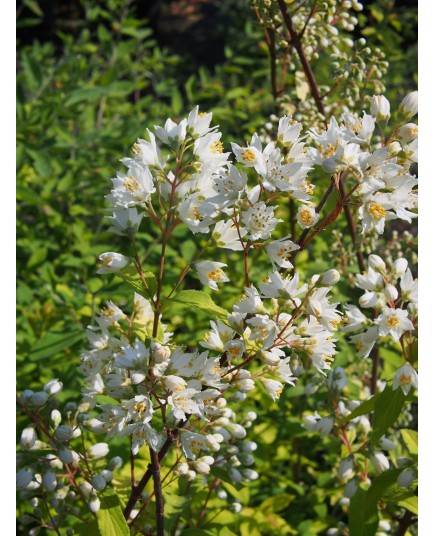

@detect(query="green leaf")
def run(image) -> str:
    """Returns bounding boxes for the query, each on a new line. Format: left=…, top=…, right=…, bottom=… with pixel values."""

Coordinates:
left=166, top=290, right=229, bottom=322
left=72, top=520, right=100, bottom=536
left=65, top=87, right=109, bottom=106
left=400, top=429, right=418, bottom=455
left=349, top=488, right=379, bottom=536
left=29, top=330, right=83, bottom=362
left=97, top=489, right=130, bottom=536
left=115, top=265, right=156, bottom=299
left=181, top=530, right=214, bottom=536
left=371, top=385, right=406, bottom=443
left=398, top=495, right=418, bottom=515
left=260, top=493, right=294, bottom=513
left=343, top=395, right=377, bottom=423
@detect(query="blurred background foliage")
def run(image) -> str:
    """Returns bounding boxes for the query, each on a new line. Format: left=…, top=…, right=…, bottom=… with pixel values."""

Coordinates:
left=16, top=0, right=417, bottom=533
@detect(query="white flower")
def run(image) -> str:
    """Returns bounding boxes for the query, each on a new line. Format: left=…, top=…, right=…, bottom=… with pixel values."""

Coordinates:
left=195, top=261, right=229, bottom=290
left=168, top=388, right=204, bottom=421
left=109, top=161, right=155, bottom=207
left=397, top=123, right=418, bottom=142
left=131, top=130, right=166, bottom=169
left=296, top=205, right=319, bottom=229
left=154, top=117, right=188, bottom=148
left=392, top=363, right=418, bottom=395
left=376, top=307, right=414, bottom=341
left=213, top=219, right=246, bottom=251
left=265, top=236, right=300, bottom=269
left=242, top=202, right=282, bottom=241
left=399, top=91, right=418, bottom=119
left=260, top=378, right=284, bottom=401
left=277, top=116, right=302, bottom=144
left=177, top=194, right=217, bottom=234
left=107, top=207, right=143, bottom=236
left=97, top=252, right=130, bottom=274
left=231, top=134, right=267, bottom=176
left=187, top=106, right=214, bottom=136
left=114, top=339, right=149, bottom=369
left=400, top=269, right=418, bottom=303
left=370, top=95, right=390, bottom=123
left=179, top=431, right=210, bottom=460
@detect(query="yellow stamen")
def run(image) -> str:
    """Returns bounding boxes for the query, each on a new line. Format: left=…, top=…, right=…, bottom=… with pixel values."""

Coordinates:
left=241, top=148, right=256, bottom=162
left=369, top=203, right=386, bottom=220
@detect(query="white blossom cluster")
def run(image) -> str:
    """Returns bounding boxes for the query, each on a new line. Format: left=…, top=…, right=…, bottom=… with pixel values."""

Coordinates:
left=17, top=381, right=123, bottom=525
left=343, top=253, right=418, bottom=395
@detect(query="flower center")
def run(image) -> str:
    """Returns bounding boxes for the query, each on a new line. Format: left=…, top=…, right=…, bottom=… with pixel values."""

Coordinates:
left=210, top=141, right=223, bottom=154
left=386, top=316, right=400, bottom=328
left=299, top=208, right=313, bottom=224
left=241, top=148, right=256, bottom=162
left=207, top=269, right=223, bottom=282
left=369, top=203, right=386, bottom=220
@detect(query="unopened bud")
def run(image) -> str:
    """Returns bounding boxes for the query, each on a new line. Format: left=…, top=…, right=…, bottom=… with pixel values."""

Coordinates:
left=399, top=91, right=418, bottom=119
left=319, top=269, right=340, bottom=286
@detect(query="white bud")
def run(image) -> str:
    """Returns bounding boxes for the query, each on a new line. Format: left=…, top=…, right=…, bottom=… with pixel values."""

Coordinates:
left=91, top=474, right=106, bottom=491
left=399, top=91, right=418, bottom=118
left=387, top=141, right=402, bottom=156
left=368, top=254, right=386, bottom=272
left=51, top=410, right=62, bottom=427
left=217, top=489, right=227, bottom=500
left=228, top=467, right=243, bottom=483
left=243, top=468, right=259, bottom=480
left=227, top=423, right=247, bottom=439
left=174, top=462, right=189, bottom=476
left=319, top=269, right=340, bottom=286
left=245, top=411, right=257, bottom=421
left=88, top=494, right=100, bottom=513
left=186, top=470, right=197, bottom=481
left=216, top=398, right=227, bottom=408
left=243, top=441, right=258, bottom=453
left=20, top=427, right=37, bottom=450
left=20, top=389, right=34, bottom=403
left=101, top=470, right=113, bottom=482
left=230, top=502, right=242, bottom=513
left=161, top=375, right=187, bottom=392
left=371, top=451, right=390, bottom=473
left=151, top=342, right=171, bottom=363
left=54, top=425, right=74, bottom=443
left=42, top=470, right=57, bottom=492
left=384, top=285, right=398, bottom=301
left=261, top=351, right=280, bottom=366
left=235, top=378, right=255, bottom=392
left=370, top=95, right=390, bottom=124
left=87, top=443, right=109, bottom=459
left=379, top=437, right=397, bottom=450
left=397, top=123, right=418, bottom=142
left=397, top=468, right=415, bottom=487
left=44, top=379, right=63, bottom=396
left=393, top=258, right=408, bottom=276
left=193, top=461, right=211, bottom=474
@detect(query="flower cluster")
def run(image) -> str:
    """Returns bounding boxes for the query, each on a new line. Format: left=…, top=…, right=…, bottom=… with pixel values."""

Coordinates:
left=343, top=253, right=418, bottom=394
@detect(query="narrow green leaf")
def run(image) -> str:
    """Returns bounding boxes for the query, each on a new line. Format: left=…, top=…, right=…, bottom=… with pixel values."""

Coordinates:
left=342, top=395, right=377, bottom=423
left=371, top=385, right=406, bottom=443
left=65, top=87, right=109, bottom=107
left=166, top=290, right=228, bottom=322
left=29, top=330, right=83, bottom=362
left=260, top=493, right=294, bottom=513
left=97, top=489, right=130, bottom=536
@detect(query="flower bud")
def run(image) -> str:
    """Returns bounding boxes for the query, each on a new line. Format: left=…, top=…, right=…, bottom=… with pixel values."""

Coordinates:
left=42, top=470, right=57, bottom=492
left=379, top=437, right=397, bottom=451
left=174, top=462, right=189, bottom=476
left=397, top=468, right=415, bottom=487
left=370, top=95, right=390, bottom=125
left=245, top=411, right=257, bottom=422
left=371, top=451, right=390, bottom=473
left=29, top=391, right=49, bottom=406
left=230, top=502, right=242, bottom=513
left=243, top=468, right=259, bottom=480
left=107, top=456, right=123, bottom=471
left=387, top=141, right=402, bottom=156
left=44, top=379, right=63, bottom=396
left=228, top=467, right=243, bottom=483
left=193, top=461, right=211, bottom=475
left=151, top=342, right=171, bottom=363
left=338, top=458, right=354, bottom=479
left=227, top=423, right=247, bottom=439
left=57, top=446, right=74, bottom=465
left=393, top=258, right=408, bottom=276
left=50, top=410, right=62, bottom=428
left=20, top=427, right=37, bottom=450
left=397, top=123, right=418, bottom=142
left=234, top=378, right=255, bottom=392
left=91, top=474, right=106, bottom=491
left=161, top=375, right=187, bottom=392
left=319, top=269, right=340, bottom=286
left=88, top=494, right=100, bottom=513
left=55, top=425, right=74, bottom=443
left=186, top=470, right=196, bottom=481
left=20, top=389, right=34, bottom=403
left=384, top=285, right=398, bottom=301
left=17, top=467, right=34, bottom=490
left=368, top=254, right=386, bottom=272
left=399, top=91, right=418, bottom=119
left=344, top=478, right=358, bottom=498
left=87, top=443, right=109, bottom=459
left=101, top=470, right=113, bottom=482
left=217, top=489, right=227, bottom=500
